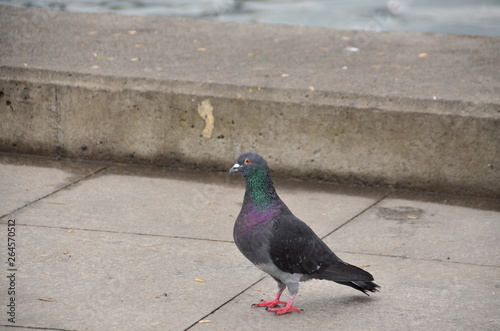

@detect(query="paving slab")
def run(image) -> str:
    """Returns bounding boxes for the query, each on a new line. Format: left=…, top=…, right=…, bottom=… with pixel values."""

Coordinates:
left=4, top=225, right=262, bottom=331
left=6, top=161, right=387, bottom=241
left=192, top=254, right=499, bottom=331
left=0, top=154, right=107, bottom=217
left=324, top=192, right=500, bottom=266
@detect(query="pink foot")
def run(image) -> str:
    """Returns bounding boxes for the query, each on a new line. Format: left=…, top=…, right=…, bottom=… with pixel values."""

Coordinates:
left=253, top=286, right=287, bottom=309
left=267, top=303, right=302, bottom=315
left=266, top=294, right=302, bottom=315
left=252, top=298, right=287, bottom=308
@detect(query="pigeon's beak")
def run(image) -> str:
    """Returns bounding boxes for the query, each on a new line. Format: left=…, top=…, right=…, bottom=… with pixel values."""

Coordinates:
left=229, top=163, right=242, bottom=174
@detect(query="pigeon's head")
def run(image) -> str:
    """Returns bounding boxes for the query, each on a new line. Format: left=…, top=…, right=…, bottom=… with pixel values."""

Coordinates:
left=229, top=152, right=268, bottom=176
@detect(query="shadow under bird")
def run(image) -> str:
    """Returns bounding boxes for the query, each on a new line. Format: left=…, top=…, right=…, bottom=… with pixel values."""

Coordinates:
left=229, top=152, right=379, bottom=315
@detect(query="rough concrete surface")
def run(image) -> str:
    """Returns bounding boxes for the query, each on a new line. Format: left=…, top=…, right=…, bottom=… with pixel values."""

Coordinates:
left=0, top=5, right=499, bottom=197
left=0, top=154, right=499, bottom=331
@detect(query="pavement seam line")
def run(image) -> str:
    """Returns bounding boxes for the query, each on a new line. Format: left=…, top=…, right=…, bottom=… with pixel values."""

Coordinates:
left=320, top=191, right=393, bottom=240
left=7, top=223, right=234, bottom=243
left=0, top=165, right=111, bottom=219
left=183, top=276, right=267, bottom=331
left=0, top=324, right=78, bottom=331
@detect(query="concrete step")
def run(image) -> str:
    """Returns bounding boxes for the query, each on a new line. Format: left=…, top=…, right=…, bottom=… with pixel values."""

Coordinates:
left=0, top=5, right=499, bottom=197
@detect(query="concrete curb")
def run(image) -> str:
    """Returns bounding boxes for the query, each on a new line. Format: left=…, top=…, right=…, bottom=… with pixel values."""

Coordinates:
left=0, top=5, right=499, bottom=197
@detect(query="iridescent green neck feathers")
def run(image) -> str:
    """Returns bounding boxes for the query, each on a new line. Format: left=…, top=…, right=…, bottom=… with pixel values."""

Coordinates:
left=243, top=167, right=279, bottom=209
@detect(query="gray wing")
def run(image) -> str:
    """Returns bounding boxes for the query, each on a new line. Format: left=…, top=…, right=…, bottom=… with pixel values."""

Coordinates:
left=269, top=212, right=374, bottom=282
left=269, top=211, right=339, bottom=275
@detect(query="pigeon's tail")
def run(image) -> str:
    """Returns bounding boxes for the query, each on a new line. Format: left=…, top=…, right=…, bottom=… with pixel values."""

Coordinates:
left=313, top=261, right=380, bottom=295
left=334, top=280, right=380, bottom=295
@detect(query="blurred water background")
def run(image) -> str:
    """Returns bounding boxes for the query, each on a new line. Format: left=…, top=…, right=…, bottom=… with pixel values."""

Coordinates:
left=1, top=0, right=499, bottom=36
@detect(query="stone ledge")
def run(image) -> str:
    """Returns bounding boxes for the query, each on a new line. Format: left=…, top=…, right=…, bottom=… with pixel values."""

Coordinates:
left=0, top=5, right=499, bottom=197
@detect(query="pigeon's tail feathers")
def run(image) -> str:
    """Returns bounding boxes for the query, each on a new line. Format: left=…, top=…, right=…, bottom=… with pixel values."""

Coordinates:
left=313, top=261, right=375, bottom=283
left=334, top=280, right=380, bottom=295
left=312, top=261, right=380, bottom=294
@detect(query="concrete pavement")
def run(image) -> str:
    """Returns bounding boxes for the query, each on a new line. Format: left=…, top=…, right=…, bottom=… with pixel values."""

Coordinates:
left=1, top=153, right=498, bottom=330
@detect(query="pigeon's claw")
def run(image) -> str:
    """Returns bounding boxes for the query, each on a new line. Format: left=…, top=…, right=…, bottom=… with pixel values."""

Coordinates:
left=252, top=286, right=287, bottom=308
left=265, top=295, right=302, bottom=315
left=252, top=299, right=287, bottom=308
left=267, top=304, right=302, bottom=315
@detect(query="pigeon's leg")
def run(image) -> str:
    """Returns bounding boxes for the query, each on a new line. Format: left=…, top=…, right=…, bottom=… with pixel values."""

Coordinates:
left=266, top=293, right=302, bottom=315
left=266, top=282, right=302, bottom=315
left=252, top=281, right=287, bottom=308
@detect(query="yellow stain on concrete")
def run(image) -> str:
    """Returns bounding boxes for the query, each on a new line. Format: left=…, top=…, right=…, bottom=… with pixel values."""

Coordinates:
left=197, top=99, right=215, bottom=139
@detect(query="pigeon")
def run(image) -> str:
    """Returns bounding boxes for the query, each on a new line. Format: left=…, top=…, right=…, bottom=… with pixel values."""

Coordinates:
left=229, top=152, right=379, bottom=315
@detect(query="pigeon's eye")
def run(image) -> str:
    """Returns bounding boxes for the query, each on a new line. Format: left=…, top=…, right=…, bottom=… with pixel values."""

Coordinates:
left=245, top=158, right=251, bottom=164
